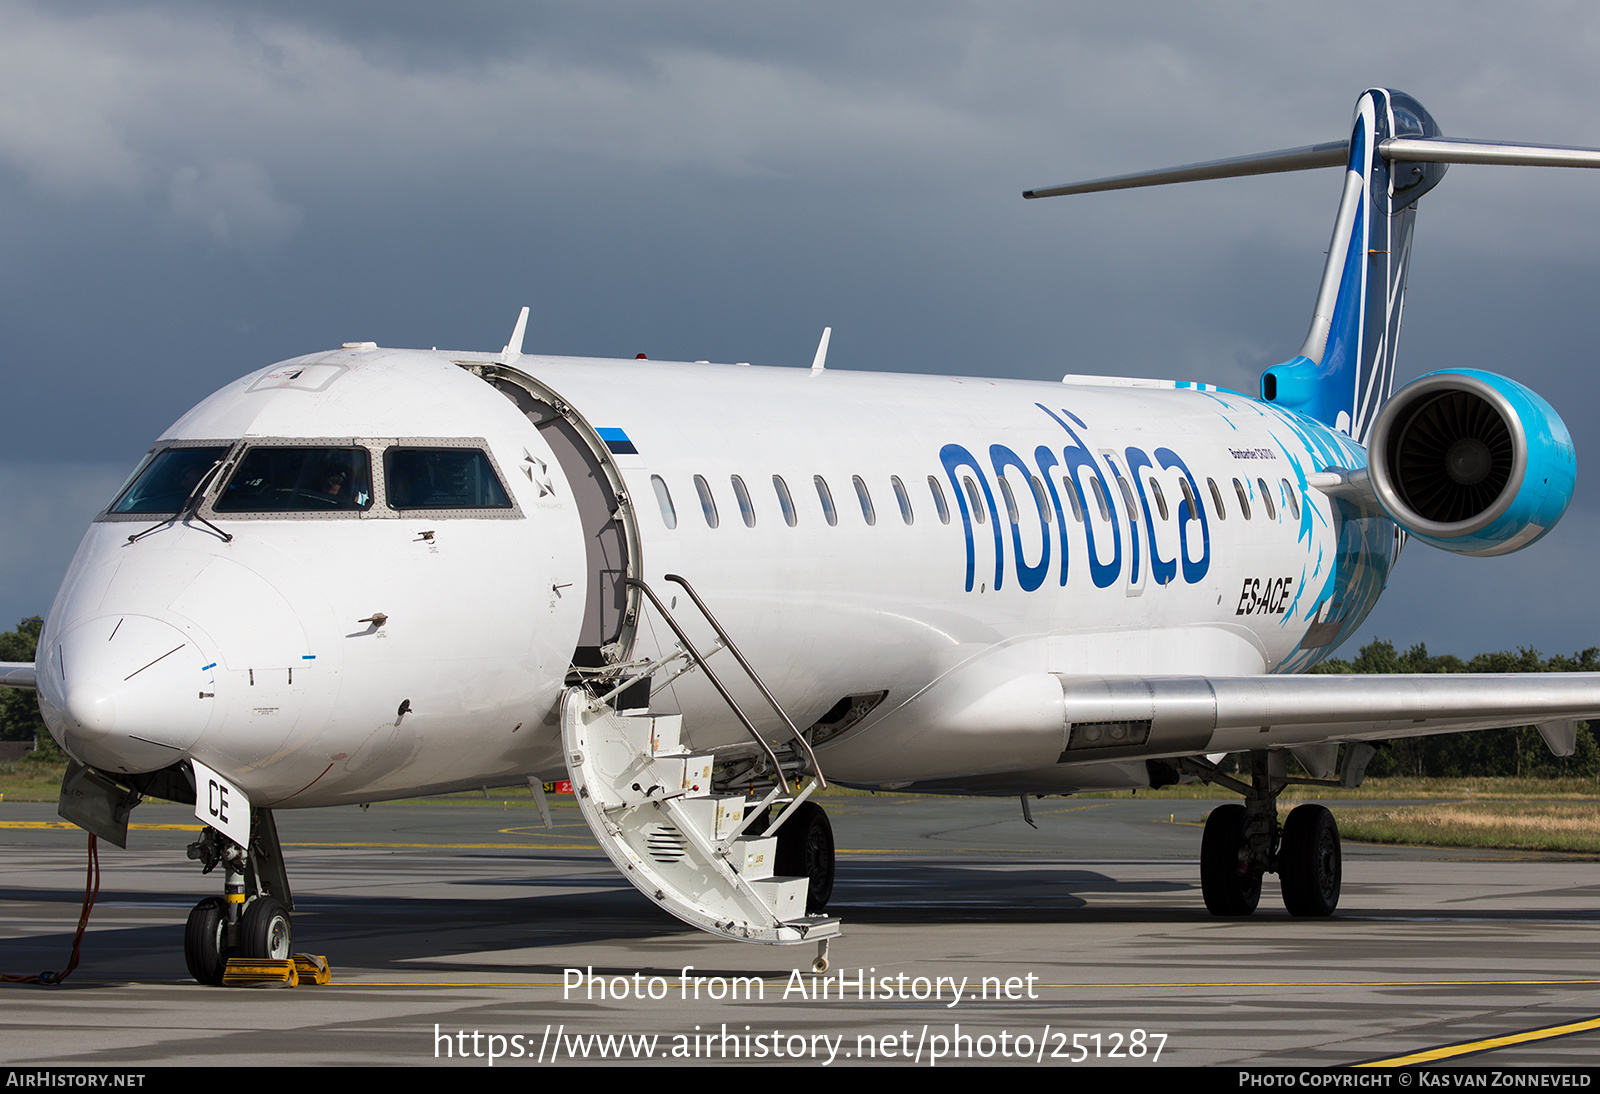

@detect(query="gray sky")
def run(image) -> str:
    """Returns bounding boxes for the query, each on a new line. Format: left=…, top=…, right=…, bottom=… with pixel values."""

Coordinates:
left=4, top=1, right=1600, bottom=658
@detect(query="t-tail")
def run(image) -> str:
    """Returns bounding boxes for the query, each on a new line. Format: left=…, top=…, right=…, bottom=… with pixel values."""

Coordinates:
left=1025, top=87, right=1600, bottom=446
left=1266, top=90, right=1442, bottom=442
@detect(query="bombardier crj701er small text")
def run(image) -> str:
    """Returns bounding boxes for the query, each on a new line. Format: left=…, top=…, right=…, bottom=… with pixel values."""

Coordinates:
left=11, top=89, right=1600, bottom=981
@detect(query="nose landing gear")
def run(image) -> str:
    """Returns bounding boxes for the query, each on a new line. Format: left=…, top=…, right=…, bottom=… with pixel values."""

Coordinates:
left=239, top=896, right=294, bottom=959
left=182, top=896, right=230, bottom=985
left=183, top=809, right=294, bottom=984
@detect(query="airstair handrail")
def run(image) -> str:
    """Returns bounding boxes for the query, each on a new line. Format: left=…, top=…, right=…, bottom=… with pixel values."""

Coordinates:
left=624, top=578, right=795, bottom=793
left=662, top=574, right=827, bottom=790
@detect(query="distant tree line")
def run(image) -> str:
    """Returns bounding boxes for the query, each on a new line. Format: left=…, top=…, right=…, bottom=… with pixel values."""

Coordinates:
left=1311, top=641, right=1599, bottom=779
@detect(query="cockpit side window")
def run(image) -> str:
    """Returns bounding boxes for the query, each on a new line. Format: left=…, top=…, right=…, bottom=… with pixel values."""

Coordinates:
left=215, top=447, right=373, bottom=512
left=385, top=447, right=512, bottom=510
left=108, top=445, right=232, bottom=514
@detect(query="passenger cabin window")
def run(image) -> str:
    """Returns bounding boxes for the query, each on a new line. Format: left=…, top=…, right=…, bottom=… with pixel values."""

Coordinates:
left=109, top=445, right=231, bottom=514
left=1061, top=478, right=1084, bottom=522
left=814, top=475, right=838, bottom=526
left=1114, top=473, right=1137, bottom=518
left=927, top=476, right=950, bottom=524
left=215, top=446, right=373, bottom=512
left=1029, top=476, right=1052, bottom=522
left=1148, top=478, right=1169, bottom=521
left=773, top=475, right=797, bottom=527
left=1208, top=477, right=1226, bottom=520
left=962, top=475, right=987, bottom=524
left=891, top=476, right=914, bottom=525
left=731, top=475, right=756, bottom=527
left=852, top=476, right=876, bottom=526
left=1257, top=477, right=1277, bottom=520
left=385, top=448, right=511, bottom=510
left=1233, top=478, right=1251, bottom=520
left=652, top=475, right=677, bottom=529
left=1178, top=476, right=1198, bottom=519
left=1090, top=477, right=1111, bottom=522
left=694, top=474, right=720, bottom=528
left=996, top=476, right=1020, bottom=525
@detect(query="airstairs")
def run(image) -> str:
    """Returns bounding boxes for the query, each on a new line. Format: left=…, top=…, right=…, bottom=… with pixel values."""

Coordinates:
left=561, top=576, right=840, bottom=965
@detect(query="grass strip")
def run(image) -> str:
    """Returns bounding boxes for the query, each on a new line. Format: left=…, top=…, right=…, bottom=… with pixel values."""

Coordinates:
left=1331, top=800, right=1600, bottom=854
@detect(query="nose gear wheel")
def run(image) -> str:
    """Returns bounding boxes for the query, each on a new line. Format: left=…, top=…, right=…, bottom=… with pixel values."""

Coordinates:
left=183, top=896, right=231, bottom=986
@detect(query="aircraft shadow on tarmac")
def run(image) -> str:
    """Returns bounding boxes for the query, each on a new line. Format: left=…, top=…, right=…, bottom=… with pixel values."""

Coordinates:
left=14, top=851, right=1600, bottom=984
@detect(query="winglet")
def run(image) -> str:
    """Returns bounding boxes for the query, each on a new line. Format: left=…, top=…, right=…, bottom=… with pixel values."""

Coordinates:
left=500, top=306, right=530, bottom=363
left=811, top=326, right=832, bottom=372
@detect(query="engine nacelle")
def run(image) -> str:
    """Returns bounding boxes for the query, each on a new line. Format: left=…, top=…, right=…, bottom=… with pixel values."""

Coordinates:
left=1367, top=369, right=1574, bottom=557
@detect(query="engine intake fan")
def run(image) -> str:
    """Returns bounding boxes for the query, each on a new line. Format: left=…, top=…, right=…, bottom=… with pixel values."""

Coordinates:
left=1366, top=370, right=1573, bottom=557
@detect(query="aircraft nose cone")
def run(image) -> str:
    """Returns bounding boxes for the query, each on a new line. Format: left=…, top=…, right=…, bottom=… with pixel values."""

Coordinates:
left=46, top=615, right=214, bottom=760
left=62, top=679, right=116, bottom=737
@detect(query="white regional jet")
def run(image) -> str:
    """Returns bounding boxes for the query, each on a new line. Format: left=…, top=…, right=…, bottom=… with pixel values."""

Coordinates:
left=9, top=88, right=1600, bottom=981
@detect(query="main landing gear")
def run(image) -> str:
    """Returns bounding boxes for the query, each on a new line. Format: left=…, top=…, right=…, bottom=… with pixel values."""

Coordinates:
left=774, top=801, right=836, bottom=913
left=742, top=798, right=837, bottom=914
left=1186, top=751, right=1343, bottom=918
left=743, top=797, right=835, bottom=971
left=183, top=809, right=294, bottom=984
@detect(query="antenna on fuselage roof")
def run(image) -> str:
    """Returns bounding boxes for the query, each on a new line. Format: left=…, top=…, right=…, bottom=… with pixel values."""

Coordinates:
left=500, top=306, right=530, bottom=364
left=810, top=326, right=832, bottom=372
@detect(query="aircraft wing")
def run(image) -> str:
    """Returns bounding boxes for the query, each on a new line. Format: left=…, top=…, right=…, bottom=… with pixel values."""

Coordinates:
left=0, top=662, right=37, bottom=689
left=1056, top=672, right=1600, bottom=762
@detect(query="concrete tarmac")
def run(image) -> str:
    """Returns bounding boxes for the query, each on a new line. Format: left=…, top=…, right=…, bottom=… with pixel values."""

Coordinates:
left=4, top=793, right=1600, bottom=1068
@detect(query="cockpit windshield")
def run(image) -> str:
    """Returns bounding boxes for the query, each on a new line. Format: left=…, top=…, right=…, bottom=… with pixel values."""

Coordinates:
left=384, top=447, right=511, bottom=509
left=108, top=446, right=231, bottom=514
left=214, top=446, right=373, bottom=512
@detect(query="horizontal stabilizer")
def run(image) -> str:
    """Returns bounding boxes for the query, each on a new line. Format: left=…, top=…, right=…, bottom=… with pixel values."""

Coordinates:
left=1025, top=136, right=1600, bottom=199
left=1380, top=136, right=1600, bottom=169
left=1024, top=141, right=1348, bottom=198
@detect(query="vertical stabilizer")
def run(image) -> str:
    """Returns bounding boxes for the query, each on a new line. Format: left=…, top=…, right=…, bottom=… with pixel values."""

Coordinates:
left=1262, top=89, right=1446, bottom=442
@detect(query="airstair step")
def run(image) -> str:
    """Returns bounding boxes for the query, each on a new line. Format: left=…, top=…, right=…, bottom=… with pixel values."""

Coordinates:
left=562, top=687, right=843, bottom=947
left=783, top=915, right=843, bottom=940
left=730, top=836, right=777, bottom=880
left=672, top=794, right=746, bottom=841
left=751, top=876, right=809, bottom=920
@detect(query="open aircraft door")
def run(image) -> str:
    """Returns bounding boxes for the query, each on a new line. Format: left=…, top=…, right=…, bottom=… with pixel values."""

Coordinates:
left=468, top=363, right=644, bottom=670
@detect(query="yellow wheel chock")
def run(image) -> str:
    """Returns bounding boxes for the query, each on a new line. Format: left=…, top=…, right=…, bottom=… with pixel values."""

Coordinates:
left=219, top=953, right=331, bottom=987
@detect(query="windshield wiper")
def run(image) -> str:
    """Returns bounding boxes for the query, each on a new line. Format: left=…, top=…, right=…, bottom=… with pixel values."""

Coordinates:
left=126, top=457, right=235, bottom=544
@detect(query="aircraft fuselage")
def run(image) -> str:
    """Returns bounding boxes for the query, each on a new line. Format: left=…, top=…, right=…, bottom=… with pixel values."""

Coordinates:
left=36, top=346, right=1393, bottom=805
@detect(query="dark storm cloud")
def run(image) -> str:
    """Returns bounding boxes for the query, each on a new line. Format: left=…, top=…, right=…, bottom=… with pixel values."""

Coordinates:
left=3, top=1, right=1600, bottom=655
